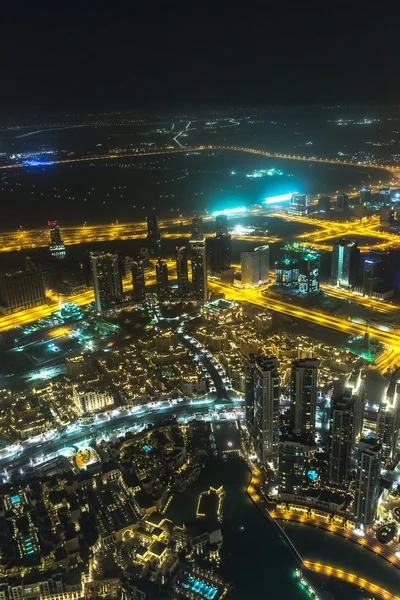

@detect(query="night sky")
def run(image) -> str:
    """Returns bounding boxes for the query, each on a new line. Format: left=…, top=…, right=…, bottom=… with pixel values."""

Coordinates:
left=1, top=6, right=398, bottom=111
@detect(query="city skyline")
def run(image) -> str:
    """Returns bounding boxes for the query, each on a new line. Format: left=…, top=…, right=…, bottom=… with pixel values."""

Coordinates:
left=0, top=26, right=400, bottom=592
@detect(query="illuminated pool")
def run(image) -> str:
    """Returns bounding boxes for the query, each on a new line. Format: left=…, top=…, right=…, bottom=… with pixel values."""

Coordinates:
left=183, top=576, right=218, bottom=599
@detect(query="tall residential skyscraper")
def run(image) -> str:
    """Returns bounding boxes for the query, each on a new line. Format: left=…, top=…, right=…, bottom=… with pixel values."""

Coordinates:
left=377, top=381, right=400, bottom=464
left=90, top=252, right=123, bottom=314
left=156, top=259, right=169, bottom=301
left=190, top=237, right=207, bottom=301
left=48, top=221, right=65, bottom=258
left=241, top=245, right=269, bottom=288
left=329, top=391, right=354, bottom=485
left=354, top=438, right=382, bottom=527
left=253, top=357, right=280, bottom=463
left=331, top=240, right=360, bottom=287
left=245, top=354, right=257, bottom=430
left=147, top=216, right=160, bottom=246
left=176, top=246, right=189, bottom=296
left=192, top=215, right=203, bottom=239
left=0, top=271, right=46, bottom=314
left=132, top=260, right=146, bottom=302
left=290, top=359, right=318, bottom=442
left=336, top=193, right=349, bottom=212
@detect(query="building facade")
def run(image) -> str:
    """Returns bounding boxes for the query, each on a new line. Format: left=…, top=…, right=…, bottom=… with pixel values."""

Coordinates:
left=354, top=438, right=381, bottom=526
left=253, top=357, right=280, bottom=463
left=331, top=240, right=360, bottom=287
left=190, top=237, right=207, bottom=301
left=290, top=359, right=318, bottom=442
left=0, top=271, right=46, bottom=314
left=90, top=252, right=123, bottom=313
left=155, top=260, right=169, bottom=301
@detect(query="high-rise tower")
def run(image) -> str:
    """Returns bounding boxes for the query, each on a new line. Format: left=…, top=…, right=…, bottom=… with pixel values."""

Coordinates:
left=48, top=221, right=65, bottom=258
left=329, top=391, right=354, bottom=485
left=132, top=259, right=146, bottom=302
left=331, top=240, right=360, bottom=287
left=156, top=259, right=169, bottom=301
left=190, top=237, right=207, bottom=301
left=176, top=246, right=189, bottom=297
left=253, top=357, right=280, bottom=463
left=354, top=438, right=381, bottom=527
left=290, top=359, right=318, bottom=442
left=90, top=252, right=123, bottom=313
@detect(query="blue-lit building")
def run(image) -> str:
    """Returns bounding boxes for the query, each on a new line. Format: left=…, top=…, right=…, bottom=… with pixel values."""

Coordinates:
left=331, top=239, right=360, bottom=288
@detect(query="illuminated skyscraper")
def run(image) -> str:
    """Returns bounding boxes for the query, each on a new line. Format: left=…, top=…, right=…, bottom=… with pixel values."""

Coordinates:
left=331, top=240, right=360, bottom=287
left=377, top=381, right=400, bottom=464
left=176, top=246, right=189, bottom=296
left=192, top=215, right=203, bottom=239
left=241, top=245, right=269, bottom=288
left=156, top=259, right=169, bottom=301
left=190, top=237, right=207, bottom=301
left=48, top=221, right=65, bottom=258
left=132, top=259, right=146, bottom=302
left=299, top=252, right=319, bottom=294
left=275, top=258, right=299, bottom=287
left=329, top=391, right=354, bottom=485
left=209, top=214, right=231, bottom=273
left=290, top=359, right=318, bottom=442
left=253, top=357, right=280, bottom=463
left=354, top=438, right=381, bottom=526
left=362, top=254, right=384, bottom=297
left=90, top=252, right=123, bottom=313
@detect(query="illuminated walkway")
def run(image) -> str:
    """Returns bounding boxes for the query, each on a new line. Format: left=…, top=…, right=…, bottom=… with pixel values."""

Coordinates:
left=270, top=506, right=400, bottom=569
left=304, top=561, right=400, bottom=600
left=247, top=470, right=400, bottom=599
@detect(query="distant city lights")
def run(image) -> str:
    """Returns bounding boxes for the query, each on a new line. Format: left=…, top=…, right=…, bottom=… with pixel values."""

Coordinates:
left=212, top=207, right=247, bottom=217
left=265, top=192, right=299, bottom=204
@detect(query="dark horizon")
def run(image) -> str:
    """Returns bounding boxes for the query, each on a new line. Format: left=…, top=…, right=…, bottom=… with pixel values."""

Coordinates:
left=1, top=8, right=399, bottom=112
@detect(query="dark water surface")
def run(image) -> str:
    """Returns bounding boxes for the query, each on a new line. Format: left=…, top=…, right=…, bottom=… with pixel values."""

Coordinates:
left=167, top=455, right=400, bottom=599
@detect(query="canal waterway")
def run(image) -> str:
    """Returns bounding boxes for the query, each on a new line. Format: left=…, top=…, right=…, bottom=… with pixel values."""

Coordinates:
left=167, top=455, right=308, bottom=599
left=282, top=521, right=400, bottom=597
left=167, top=453, right=400, bottom=598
